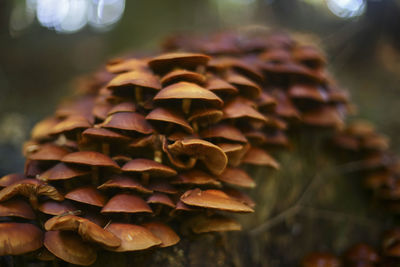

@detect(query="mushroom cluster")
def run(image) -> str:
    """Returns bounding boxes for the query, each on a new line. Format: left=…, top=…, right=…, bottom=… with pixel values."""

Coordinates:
left=331, top=120, right=400, bottom=212
left=163, top=31, right=350, bottom=130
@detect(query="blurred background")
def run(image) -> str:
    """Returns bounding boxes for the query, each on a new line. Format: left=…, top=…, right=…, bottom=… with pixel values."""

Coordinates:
left=1, top=0, right=400, bottom=265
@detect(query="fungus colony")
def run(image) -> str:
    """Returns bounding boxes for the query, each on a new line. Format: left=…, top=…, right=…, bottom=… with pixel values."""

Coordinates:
left=4, top=31, right=394, bottom=266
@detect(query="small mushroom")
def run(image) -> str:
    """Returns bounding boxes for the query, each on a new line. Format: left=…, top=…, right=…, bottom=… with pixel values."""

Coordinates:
left=101, top=112, right=154, bottom=135
left=107, top=102, right=136, bottom=116
left=161, top=69, right=206, bottom=86
left=218, top=167, right=255, bottom=188
left=98, top=174, right=152, bottom=194
left=180, top=188, right=253, bottom=213
left=28, top=144, right=70, bottom=162
left=65, top=186, right=107, bottom=207
left=38, top=200, right=77, bottom=216
left=148, top=52, right=210, bottom=74
left=146, top=107, right=194, bottom=134
left=38, top=162, right=90, bottom=182
left=242, top=147, right=280, bottom=169
left=0, top=223, right=43, bottom=255
left=44, top=230, right=97, bottom=266
left=142, top=222, right=180, bottom=247
left=147, top=193, right=175, bottom=209
left=81, top=127, right=131, bottom=155
left=122, top=158, right=177, bottom=184
left=105, top=223, right=162, bottom=252
left=153, top=81, right=223, bottom=114
left=101, top=193, right=152, bottom=214
left=0, top=173, right=26, bottom=188
left=172, top=170, right=221, bottom=187
left=222, top=97, right=268, bottom=123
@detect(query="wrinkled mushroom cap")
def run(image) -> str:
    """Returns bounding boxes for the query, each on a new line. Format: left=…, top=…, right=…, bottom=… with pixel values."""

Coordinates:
left=44, top=215, right=121, bottom=248
left=166, top=138, right=228, bottom=175
left=0, top=223, right=43, bottom=256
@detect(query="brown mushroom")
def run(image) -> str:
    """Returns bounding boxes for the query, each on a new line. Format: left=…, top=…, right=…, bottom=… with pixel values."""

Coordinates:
left=65, top=186, right=107, bottom=207
left=122, top=158, right=177, bottom=184
left=101, top=112, right=154, bottom=134
left=44, top=215, right=121, bottom=248
left=0, top=173, right=26, bottom=188
left=223, top=97, right=268, bottom=123
left=164, top=138, right=228, bottom=175
left=161, top=69, right=206, bottom=86
left=38, top=200, right=77, bottom=216
left=242, top=147, right=280, bottom=169
left=38, top=162, right=90, bottom=182
left=172, top=170, right=221, bottom=187
left=105, top=223, right=162, bottom=252
left=0, top=179, right=63, bottom=208
left=0, top=223, right=43, bottom=255
left=147, top=193, right=175, bottom=208
left=44, top=230, right=97, bottom=266
left=28, top=144, right=70, bottom=162
left=153, top=81, right=223, bottom=114
left=98, top=174, right=152, bottom=194
left=142, top=222, right=180, bottom=247
left=218, top=167, right=255, bottom=188
left=189, top=215, right=241, bottom=234
left=146, top=107, right=193, bottom=134
left=180, top=188, right=253, bottom=213
left=101, top=193, right=152, bottom=214
left=148, top=52, right=210, bottom=74
left=0, top=199, right=36, bottom=220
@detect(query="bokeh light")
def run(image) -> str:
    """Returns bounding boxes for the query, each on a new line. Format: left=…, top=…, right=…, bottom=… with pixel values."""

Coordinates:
left=326, top=0, right=366, bottom=18
left=9, top=0, right=126, bottom=35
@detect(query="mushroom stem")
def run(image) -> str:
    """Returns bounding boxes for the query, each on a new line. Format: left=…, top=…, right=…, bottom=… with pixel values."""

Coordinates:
left=154, top=150, right=162, bottom=163
left=29, top=195, right=39, bottom=210
left=92, top=166, right=99, bottom=185
left=135, top=86, right=143, bottom=105
left=154, top=205, right=162, bottom=216
left=101, top=143, right=110, bottom=156
left=192, top=121, right=199, bottom=132
left=182, top=99, right=191, bottom=114
left=142, top=173, right=150, bottom=185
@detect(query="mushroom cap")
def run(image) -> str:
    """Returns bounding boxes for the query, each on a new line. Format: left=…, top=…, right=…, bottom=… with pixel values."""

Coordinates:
left=107, top=71, right=161, bottom=90
left=218, top=167, right=255, bottom=188
left=301, top=252, right=341, bottom=267
left=0, top=223, right=43, bottom=256
left=148, top=181, right=178, bottom=195
left=223, top=97, right=268, bottom=123
left=0, top=199, right=36, bottom=219
left=106, top=58, right=149, bottom=74
left=28, top=144, right=70, bottom=161
left=101, top=112, right=154, bottom=134
left=146, top=107, right=193, bottom=133
left=142, top=222, right=180, bottom=248
left=166, top=138, right=228, bottom=175
left=288, top=84, right=328, bottom=102
left=0, top=179, right=64, bottom=203
left=31, top=117, right=60, bottom=140
left=218, top=143, right=250, bottom=167
left=61, top=151, right=120, bottom=170
left=107, top=102, right=137, bottom=115
left=148, top=52, right=210, bottom=73
left=206, top=76, right=238, bottom=95
left=302, top=107, right=344, bottom=128
left=122, top=159, right=177, bottom=178
left=105, top=223, right=162, bottom=252
left=65, top=186, right=107, bottom=207
left=161, top=69, right=206, bottom=86
left=180, top=188, right=253, bottom=213
left=39, top=163, right=90, bottom=181
left=50, top=115, right=92, bottom=135
left=172, top=170, right=221, bottom=187
left=223, top=188, right=256, bottom=208
left=38, top=200, right=77, bottom=216
left=242, top=147, right=280, bottom=169
left=0, top=173, right=26, bottom=187
left=98, top=175, right=152, bottom=194
left=44, top=231, right=97, bottom=266
left=187, top=108, right=223, bottom=126
left=44, top=215, right=121, bottom=248
left=190, top=215, right=241, bottom=234
left=101, top=193, right=152, bottom=214
left=154, top=82, right=223, bottom=107
left=147, top=193, right=175, bottom=208
left=201, top=124, right=247, bottom=143
left=225, top=71, right=262, bottom=99
left=82, top=127, right=131, bottom=143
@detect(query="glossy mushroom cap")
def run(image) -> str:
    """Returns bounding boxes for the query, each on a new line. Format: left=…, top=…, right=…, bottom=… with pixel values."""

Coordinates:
left=0, top=223, right=43, bottom=255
